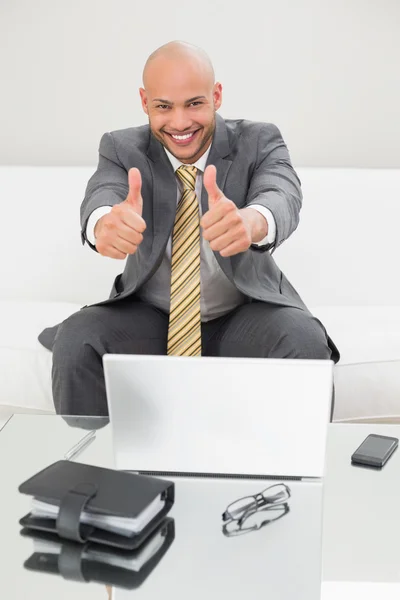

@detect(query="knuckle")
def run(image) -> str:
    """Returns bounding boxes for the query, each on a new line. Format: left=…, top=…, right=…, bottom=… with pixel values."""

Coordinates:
left=101, top=233, right=112, bottom=247
left=225, top=201, right=236, bottom=213
left=110, top=210, right=122, bottom=223
left=121, top=238, right=137, bottom=254
left=103, top=219, right=115, bottom=232
left=226, top=213, right=239, bottom=227
left=120, top=243, right=131, bottom=254
left=210, top=240, right=218, bottom=251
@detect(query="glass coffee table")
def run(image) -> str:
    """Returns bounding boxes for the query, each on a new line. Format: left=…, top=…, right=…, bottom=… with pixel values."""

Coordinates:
left=0, top=415, right=399, bottom=600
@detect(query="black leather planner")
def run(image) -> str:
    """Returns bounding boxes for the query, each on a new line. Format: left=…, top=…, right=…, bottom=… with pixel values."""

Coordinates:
left=18, top=460, right=174, bottom=550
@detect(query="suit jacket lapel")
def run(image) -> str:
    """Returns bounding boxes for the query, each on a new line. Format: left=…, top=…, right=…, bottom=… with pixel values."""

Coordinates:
left=200, top=114, right=234, bottom=278
left=147, top=135, right=177, bottom=261
left=200, top=114, right=232, bottom=214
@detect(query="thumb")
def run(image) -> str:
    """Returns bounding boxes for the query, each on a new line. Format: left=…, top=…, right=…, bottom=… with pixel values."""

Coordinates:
left=125, top=167, right=143, bottom=215
left=203, top=165, right=223, bottom=208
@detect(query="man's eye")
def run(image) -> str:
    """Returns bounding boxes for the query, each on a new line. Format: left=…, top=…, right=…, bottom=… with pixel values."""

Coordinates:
left=190, top=102, right=202, bottom=106
left=157, top=105, right=170, bottom=109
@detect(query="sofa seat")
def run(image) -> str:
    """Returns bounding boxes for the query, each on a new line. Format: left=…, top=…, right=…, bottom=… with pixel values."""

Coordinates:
left=1, top=300, right=400, bottom=422
left=313, top=306, right=400, bottom=423
left=0, top=301, right=81, bottom=413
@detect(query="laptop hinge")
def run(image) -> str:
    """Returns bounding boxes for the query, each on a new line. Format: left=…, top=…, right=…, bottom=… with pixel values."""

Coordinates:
left=126, top=470, right=321, bottom=482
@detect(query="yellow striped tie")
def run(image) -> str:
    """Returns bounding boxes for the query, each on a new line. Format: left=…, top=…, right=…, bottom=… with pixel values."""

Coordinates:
left=167, top=165, right=201, bottom=356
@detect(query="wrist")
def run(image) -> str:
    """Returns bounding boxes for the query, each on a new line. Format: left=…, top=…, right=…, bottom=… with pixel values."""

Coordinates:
left=94, top=216, right=104, bottom=240
left=241, top=208, right=268, bottom=243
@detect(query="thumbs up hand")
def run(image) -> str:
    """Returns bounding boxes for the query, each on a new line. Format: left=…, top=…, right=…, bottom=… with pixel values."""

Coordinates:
left=203, top=164, right=224, bottom=208
left=125, top=167, right=143, bottom=216
left=201, top=165, right=254, bottom=257
left=94, top=167, right=147, bottom=260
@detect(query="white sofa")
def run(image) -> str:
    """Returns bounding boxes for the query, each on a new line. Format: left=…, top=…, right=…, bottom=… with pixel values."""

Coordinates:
left=1, top=166, right=400, bottom=422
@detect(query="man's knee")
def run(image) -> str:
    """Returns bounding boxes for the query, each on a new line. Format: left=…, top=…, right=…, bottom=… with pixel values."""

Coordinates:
left=271, top=308, right=331, bottom=360
left=208, top=303, right=332, bottom=360
left=52, top=309, right=101, bottom=368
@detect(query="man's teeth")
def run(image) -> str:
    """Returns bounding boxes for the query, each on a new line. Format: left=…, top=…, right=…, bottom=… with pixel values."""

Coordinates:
left=171, top=132, right=195, bottom=140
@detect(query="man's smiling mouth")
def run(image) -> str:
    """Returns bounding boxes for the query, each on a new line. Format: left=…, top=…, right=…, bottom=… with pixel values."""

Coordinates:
left=165, top=129, right=200, bottom=144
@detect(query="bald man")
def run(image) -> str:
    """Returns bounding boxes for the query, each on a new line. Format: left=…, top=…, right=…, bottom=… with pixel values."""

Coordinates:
left=38, top=41, right=339, bottom=417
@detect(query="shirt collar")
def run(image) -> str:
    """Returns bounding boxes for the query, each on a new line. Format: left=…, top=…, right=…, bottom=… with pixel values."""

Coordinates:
left=164, top=143, right=212, bottom=174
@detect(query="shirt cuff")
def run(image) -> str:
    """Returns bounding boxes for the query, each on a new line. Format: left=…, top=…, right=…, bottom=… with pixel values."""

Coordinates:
left=247, top=205, right=276, bottom=246
left=86, top=206, right=113, bottom=246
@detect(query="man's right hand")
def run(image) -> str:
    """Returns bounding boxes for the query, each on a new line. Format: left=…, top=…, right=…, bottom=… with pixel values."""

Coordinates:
left=94, top=167, right=146, bottom=259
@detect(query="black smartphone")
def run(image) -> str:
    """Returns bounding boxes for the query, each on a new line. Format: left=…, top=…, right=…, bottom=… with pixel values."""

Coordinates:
left=351, top=434, right=399, bottom=468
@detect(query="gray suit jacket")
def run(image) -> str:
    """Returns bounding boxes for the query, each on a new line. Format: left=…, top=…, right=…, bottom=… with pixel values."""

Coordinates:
left=80, top=114, right=309, bottom=313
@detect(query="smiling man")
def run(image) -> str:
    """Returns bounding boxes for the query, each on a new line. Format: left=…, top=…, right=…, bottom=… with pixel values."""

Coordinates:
left=38, top=40, right=339, bottom=417
left=141, top=43, right=217, bottom=165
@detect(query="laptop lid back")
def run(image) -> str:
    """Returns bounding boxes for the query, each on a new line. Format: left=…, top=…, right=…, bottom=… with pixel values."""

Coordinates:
left=103, top=355, right=333, bottom=478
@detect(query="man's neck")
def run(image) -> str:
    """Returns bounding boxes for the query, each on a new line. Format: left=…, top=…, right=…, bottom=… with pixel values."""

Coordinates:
left=164, top=142, right=212, bottom=173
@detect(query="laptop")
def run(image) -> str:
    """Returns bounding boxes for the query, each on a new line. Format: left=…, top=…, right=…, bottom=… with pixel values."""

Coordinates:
left=103, top=355, right=333, bottom=478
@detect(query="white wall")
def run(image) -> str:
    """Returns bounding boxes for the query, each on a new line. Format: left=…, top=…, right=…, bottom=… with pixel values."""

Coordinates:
left=1, top=0, right=399, bottom=167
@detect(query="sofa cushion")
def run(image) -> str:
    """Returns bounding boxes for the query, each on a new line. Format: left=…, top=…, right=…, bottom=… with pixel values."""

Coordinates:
left=312, top=306, right=400, bottom=422
left=0, top=301, right=81, bottom=412
left=333, top=360, right=400, bottom=423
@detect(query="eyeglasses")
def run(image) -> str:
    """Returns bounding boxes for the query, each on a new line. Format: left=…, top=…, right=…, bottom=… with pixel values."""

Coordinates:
left=222, top=483, right=291, bottom=522
left=222, top=502, right=290, bottom=537
left=222, top=483, right=291, bottom=537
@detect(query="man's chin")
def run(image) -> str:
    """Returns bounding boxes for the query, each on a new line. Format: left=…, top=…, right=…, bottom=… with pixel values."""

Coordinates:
left=165, top=142, right=204, bottom=162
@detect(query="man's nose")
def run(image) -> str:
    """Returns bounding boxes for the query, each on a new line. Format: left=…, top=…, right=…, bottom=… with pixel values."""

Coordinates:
left=169, top=109, right=192, bottom=132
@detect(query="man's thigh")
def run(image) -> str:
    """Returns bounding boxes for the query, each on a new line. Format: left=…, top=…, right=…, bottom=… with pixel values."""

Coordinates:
left=203, top=301, right=333, bottom=360
left=55, top=297, right=170, bottom=356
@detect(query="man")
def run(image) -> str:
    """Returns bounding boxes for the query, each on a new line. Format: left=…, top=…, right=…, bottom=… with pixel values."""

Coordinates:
left=39, top=40, right=339, bottom=417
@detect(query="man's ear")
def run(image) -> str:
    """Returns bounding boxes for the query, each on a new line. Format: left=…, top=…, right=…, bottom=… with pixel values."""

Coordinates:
left=139, top=88, right=149, bottom=115
left=213, top=82, right=223, bottom=111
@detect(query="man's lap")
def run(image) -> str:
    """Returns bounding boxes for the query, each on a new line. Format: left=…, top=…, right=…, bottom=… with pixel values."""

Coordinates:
left=40, top=297, right=336, bottom=361
left=203, top=302, right=335, bottom=360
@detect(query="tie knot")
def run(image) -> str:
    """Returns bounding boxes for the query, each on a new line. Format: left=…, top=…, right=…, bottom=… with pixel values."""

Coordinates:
left=176, top=165, right=197, bottom=191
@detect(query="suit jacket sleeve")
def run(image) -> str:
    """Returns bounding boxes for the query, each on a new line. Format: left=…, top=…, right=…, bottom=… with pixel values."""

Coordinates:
left=246, top=123, right=302, bottom=252
left=80, top=132, right=128, bottom=249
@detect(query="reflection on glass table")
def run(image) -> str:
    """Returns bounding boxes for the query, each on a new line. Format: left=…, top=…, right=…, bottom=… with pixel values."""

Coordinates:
left=223, top=502, right=290, bottom=537
left=20, top=517, right=175, bottom=590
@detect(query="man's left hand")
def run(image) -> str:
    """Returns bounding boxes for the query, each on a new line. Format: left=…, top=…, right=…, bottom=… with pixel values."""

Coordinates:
left=201, top=165, right=268, bottom=257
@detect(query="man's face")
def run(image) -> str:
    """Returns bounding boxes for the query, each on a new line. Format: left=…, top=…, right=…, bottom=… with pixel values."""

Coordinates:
left=140, top=57, right=222, bottom=164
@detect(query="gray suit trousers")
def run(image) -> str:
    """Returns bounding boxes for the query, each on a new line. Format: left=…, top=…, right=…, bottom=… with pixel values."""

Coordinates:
left=38, top=296, right=337, bottom=421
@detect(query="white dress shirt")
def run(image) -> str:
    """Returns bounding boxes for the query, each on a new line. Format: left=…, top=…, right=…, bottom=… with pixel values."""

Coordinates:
left=86, top=144, right=277, bottom=321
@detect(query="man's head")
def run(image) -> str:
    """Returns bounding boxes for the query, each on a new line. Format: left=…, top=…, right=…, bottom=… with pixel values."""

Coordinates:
left=139, top=41, right=222, bottom=164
